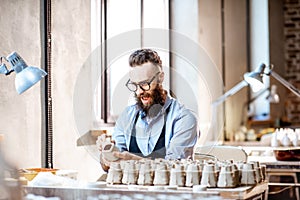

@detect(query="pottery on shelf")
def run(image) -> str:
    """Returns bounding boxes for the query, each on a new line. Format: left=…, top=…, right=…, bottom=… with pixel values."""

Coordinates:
left=271, top=130, right=279, bottom=147
left=281, top=133, right=292, bottom=147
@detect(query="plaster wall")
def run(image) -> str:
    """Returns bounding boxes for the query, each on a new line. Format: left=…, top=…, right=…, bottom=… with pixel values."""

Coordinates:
left=0, top=0, right=42, bottom=169
left=51, top=0, right=103, bottom=181
left=0, top=0, right=103, bottom=181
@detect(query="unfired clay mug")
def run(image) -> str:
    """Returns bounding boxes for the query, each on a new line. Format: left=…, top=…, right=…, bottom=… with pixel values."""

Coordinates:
left=153, top=162, right=169, bottom=185
left=122, top=160, right=138, bottom=185
left=201, top=164, right=217, bottom=188
left=137, top=161, right=153, bottom=185
left=240, top=163, right=257, bottom=186
left=106, top=162, right=122, bottom=184
left=185, top=162, right=201, bottom=187
left=169, top=163, right=185, bottom=187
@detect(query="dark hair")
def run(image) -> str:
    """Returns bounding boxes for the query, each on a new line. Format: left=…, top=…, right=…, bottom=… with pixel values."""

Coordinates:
left=129, top=49, right=162, bottom=69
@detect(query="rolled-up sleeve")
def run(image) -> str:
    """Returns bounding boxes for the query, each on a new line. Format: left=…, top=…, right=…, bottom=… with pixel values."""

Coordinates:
left=112, top=107, right=136, bottom=152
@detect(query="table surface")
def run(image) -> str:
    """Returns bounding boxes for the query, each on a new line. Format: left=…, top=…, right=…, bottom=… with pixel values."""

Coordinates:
left=224, top=143, right=300, bottom=169
left=247, top=151, right=300, bottom=170
left=24, top=182, right=268, bottom=200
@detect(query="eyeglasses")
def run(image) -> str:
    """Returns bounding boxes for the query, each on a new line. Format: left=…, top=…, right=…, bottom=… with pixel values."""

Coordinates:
left=126, top=72, right=160, bottom=92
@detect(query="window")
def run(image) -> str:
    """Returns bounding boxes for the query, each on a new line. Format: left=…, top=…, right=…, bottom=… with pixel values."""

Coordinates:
left=91, top=0, right=170, bottom=126
left=249, top=0, right=270, bottom=119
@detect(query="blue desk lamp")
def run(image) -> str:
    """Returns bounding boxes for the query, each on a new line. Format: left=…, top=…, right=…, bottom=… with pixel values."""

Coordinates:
left=0, top=52, right=47, bottom=94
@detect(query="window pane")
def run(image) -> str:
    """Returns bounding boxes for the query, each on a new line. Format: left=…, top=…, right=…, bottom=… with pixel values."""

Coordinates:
left=143, top=0, right=169, bottom=29
left=107, top=0, right=141, bottom=38
left=93, top=0, right=170, bottom=124
left=106, top=0, right=141, bottom=122
left=143, top=0, right=170, bottom=96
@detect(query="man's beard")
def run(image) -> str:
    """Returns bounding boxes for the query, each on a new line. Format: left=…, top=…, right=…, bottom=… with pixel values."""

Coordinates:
left=135, top=85, right=167, bottom=117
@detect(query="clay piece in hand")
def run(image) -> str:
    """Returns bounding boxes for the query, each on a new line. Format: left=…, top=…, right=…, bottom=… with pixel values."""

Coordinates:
left=102, top=142, right=120, bottom=162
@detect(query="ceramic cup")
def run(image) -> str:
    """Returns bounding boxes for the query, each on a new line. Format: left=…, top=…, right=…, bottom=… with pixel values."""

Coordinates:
left=122, top=160, right=138, bottom=185
left=217, top=165, right=235, bottom=188
left=260, top=164, right=266, bottom=181
left=240, top=163, right=257, bottom=186
left=185, top=162, right=201, bottom=187
left=102, top=142, right=120, bottom=162
left=153, top=162, right=169, bottom=185
left=169, top=163, right=185, bottom=187
left=231, top=164, right=240, bottom=186
left=200, top=164, right=217, bottom=188
left=137, top=161, right=153, bottom=185
left=249, top=161, right=263, bottom=183
left=106, top=162, right=122, bottom=184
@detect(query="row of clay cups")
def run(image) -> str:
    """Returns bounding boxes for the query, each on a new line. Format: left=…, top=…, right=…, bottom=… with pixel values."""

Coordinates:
left=107, top=159, right=209, bottom=186
left=106, top=159, right=266, bottom=187
left=107, top=160, right=170, bottom=185
left=107, top=160, right=201, bottom=186
left=119, top=158, right=204, bottom=172
left=119, top=158, right=229, bottom=172
left=202, top=161, right=266, bottom=188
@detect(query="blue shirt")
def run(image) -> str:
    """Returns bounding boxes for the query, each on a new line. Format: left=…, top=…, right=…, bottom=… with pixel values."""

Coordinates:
left=112, top=96, right=199, bottom=159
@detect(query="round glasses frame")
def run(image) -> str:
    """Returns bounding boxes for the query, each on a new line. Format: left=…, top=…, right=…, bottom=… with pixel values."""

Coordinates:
left=126, top=72, right=160, bottom=92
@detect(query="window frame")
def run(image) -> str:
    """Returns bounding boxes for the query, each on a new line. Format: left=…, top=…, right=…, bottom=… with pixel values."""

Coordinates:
left=92, top=0, right=170, bottom=126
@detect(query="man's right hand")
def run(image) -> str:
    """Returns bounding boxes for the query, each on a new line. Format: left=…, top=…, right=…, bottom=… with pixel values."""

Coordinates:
left=97, top=134, right=112, bottom=171
left=96, top=135, right=143, bottom=171
left=113, top=151, right=143, bottom=161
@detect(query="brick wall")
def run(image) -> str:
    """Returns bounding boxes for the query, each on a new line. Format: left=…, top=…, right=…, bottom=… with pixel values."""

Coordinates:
left=284, top=0, right=300, bottom=123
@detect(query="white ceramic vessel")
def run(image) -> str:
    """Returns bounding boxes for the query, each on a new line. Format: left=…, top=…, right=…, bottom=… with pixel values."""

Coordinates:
left=137, top=161, right=153, bottom=185
left=240, top=163, right=257, bottom=186
left=200, top=164, right=217, bottom=188
left=106, top=162, right=122, bottom=184
left=102, top=142, right=120, bottom=162
left=153, top=162, right=169, bottom=185
left=169, top=163, right=185, bottom=187
left=185, top=162, right=201, bottom=187
left=122, top=160, right=138, bottom=185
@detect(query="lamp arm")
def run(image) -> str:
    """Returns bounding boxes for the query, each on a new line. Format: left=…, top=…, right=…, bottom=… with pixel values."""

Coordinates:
left=247, top=87, right=270, bottom=105
left=270, top=71, right=300, bottom=98
left=212, top=80, right=248, bottom=106
left=0, top=56, right=14, bottom=75
left=240, top=87, right=270, bottom=126
left=4, top=68, right=14, bottom=75
left=0, top=64, right=9, bottom=75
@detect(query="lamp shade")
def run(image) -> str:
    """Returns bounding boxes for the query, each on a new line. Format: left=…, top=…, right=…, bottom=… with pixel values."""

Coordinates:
left=243, top=64, right=266, bottom=92
left=15, top=66, right=47, bottom=94
left=212, top=64, right=267, bottom=106
left=4, top=52, right=47, bottom=94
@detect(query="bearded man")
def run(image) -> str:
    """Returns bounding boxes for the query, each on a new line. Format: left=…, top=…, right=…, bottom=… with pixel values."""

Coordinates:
left=99, top=49, right=199, bottom=171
